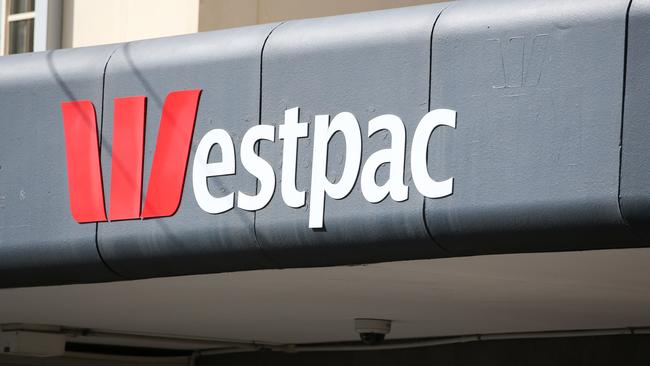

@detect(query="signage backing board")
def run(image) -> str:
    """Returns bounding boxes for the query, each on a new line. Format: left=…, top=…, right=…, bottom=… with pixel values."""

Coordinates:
left=95, top=25, right=281, bottom=279
left=0, top=46, right=122, bottom=287
left=2, top=0, right=650, bottom=287
left=426, top=0, right=641, bottom=255
left=255, top=4, right=449, bottom=267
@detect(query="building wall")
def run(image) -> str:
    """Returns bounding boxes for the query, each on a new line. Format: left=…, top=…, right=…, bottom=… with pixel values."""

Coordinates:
left=198, top=0, right=446, bottom=32
left=61, top=0, right=200, bottom=48
left=198, top=0, right=258, bottom=31
left=59, top=0, right=446, bottom=48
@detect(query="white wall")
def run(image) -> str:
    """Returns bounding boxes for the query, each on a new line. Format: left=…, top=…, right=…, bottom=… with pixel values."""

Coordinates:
left=199, top=0, right=445, bottom=32
left=62, top=0, right=199, bottom=48
left=61, top=0, right=446, bottom=48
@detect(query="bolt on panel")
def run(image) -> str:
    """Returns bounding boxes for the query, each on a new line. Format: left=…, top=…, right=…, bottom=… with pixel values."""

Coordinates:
left=0, top=46, right=122, bottom=287
left=256, top=4, right=449, bottom=268
left=96, top=25, right=280, bottom=279
left=620, top=0, right=650, bottom=242
left=425, top=0, right=640, bottom=255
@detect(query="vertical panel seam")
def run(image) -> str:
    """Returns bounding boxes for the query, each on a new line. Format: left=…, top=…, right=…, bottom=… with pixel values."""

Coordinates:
left=253, top=22, right=287, bottom=269
left=96, top=46, right=128, bottom=280
left=616, top=0, right=641, bottom=239
left=423, top=5, right=453, bottom=256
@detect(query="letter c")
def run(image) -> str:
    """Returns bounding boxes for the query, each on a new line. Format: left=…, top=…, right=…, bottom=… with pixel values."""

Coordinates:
left=411, top=109, right=456, bottom=199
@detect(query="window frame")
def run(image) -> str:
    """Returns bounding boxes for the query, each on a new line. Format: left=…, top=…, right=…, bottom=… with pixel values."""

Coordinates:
left=2, top=0, right=36, bottom=55
left=0, top=0, right=6, bottom=55
left=1, top=0, right=62, bottom=56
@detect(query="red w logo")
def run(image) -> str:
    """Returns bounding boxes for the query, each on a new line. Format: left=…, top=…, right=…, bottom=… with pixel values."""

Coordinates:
left=61, top=89, right=202, bottom=223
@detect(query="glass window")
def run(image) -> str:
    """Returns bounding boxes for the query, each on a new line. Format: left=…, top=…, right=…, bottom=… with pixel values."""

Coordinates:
left=8, top=18, right=33, bottom=54
left=4, top=0, right=36, bottom=55
left=9, top=0, right=34, bottom=14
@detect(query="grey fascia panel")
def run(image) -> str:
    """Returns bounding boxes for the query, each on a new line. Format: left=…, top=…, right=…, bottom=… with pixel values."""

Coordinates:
left=425, top=0, right=641, bottom=255
left=3, top=0, right=650, bottom=288
left=256, top=4, right=449, bottom=268
left=0, top=46, right=121, bottom=287
left=96, top=25, right=279, bottom=279
left=620, top=0, right=650, bottom=241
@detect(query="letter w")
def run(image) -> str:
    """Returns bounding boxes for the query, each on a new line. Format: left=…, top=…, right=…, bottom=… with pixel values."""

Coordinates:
left=61, top=89, right=202, bottom=223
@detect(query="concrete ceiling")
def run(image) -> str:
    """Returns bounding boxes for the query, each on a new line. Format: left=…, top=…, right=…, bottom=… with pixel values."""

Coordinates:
left=1, top=248, right=649, bottom=345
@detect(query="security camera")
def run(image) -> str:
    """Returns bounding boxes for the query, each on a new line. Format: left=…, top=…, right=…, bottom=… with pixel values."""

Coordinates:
left=354, top=318, right=391, bottom=345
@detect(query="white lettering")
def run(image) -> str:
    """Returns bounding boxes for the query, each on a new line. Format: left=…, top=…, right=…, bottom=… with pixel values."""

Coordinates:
left=192, top=129, right=236, bottom=214
left=411, top=109, right=456, bottom=199
left=361, top=114, right=408, bottom=203
left=238, top=124, right=276, bottom=211
left=192, top=108, right=456, bottom=229
left=309, top=112, right=362, bottom=229
left=278, top=107, right=308, bottom=208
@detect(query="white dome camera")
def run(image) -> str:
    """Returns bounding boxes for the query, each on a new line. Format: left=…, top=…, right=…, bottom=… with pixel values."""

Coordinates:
left=354, top=318, right=392, bottom=345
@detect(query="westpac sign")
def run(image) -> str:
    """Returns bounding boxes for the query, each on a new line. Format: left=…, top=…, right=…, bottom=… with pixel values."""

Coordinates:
left=62, top=89, right=455, bottom=229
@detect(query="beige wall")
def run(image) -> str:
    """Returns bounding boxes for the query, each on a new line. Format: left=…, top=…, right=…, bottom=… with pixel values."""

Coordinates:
left=199, top=0, right=258, bottom=32
left=62, top=0, right=199, bottom=48
left=61, top=0, right=446, bottom=48
left=199, top=0, right=445, bottom=32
